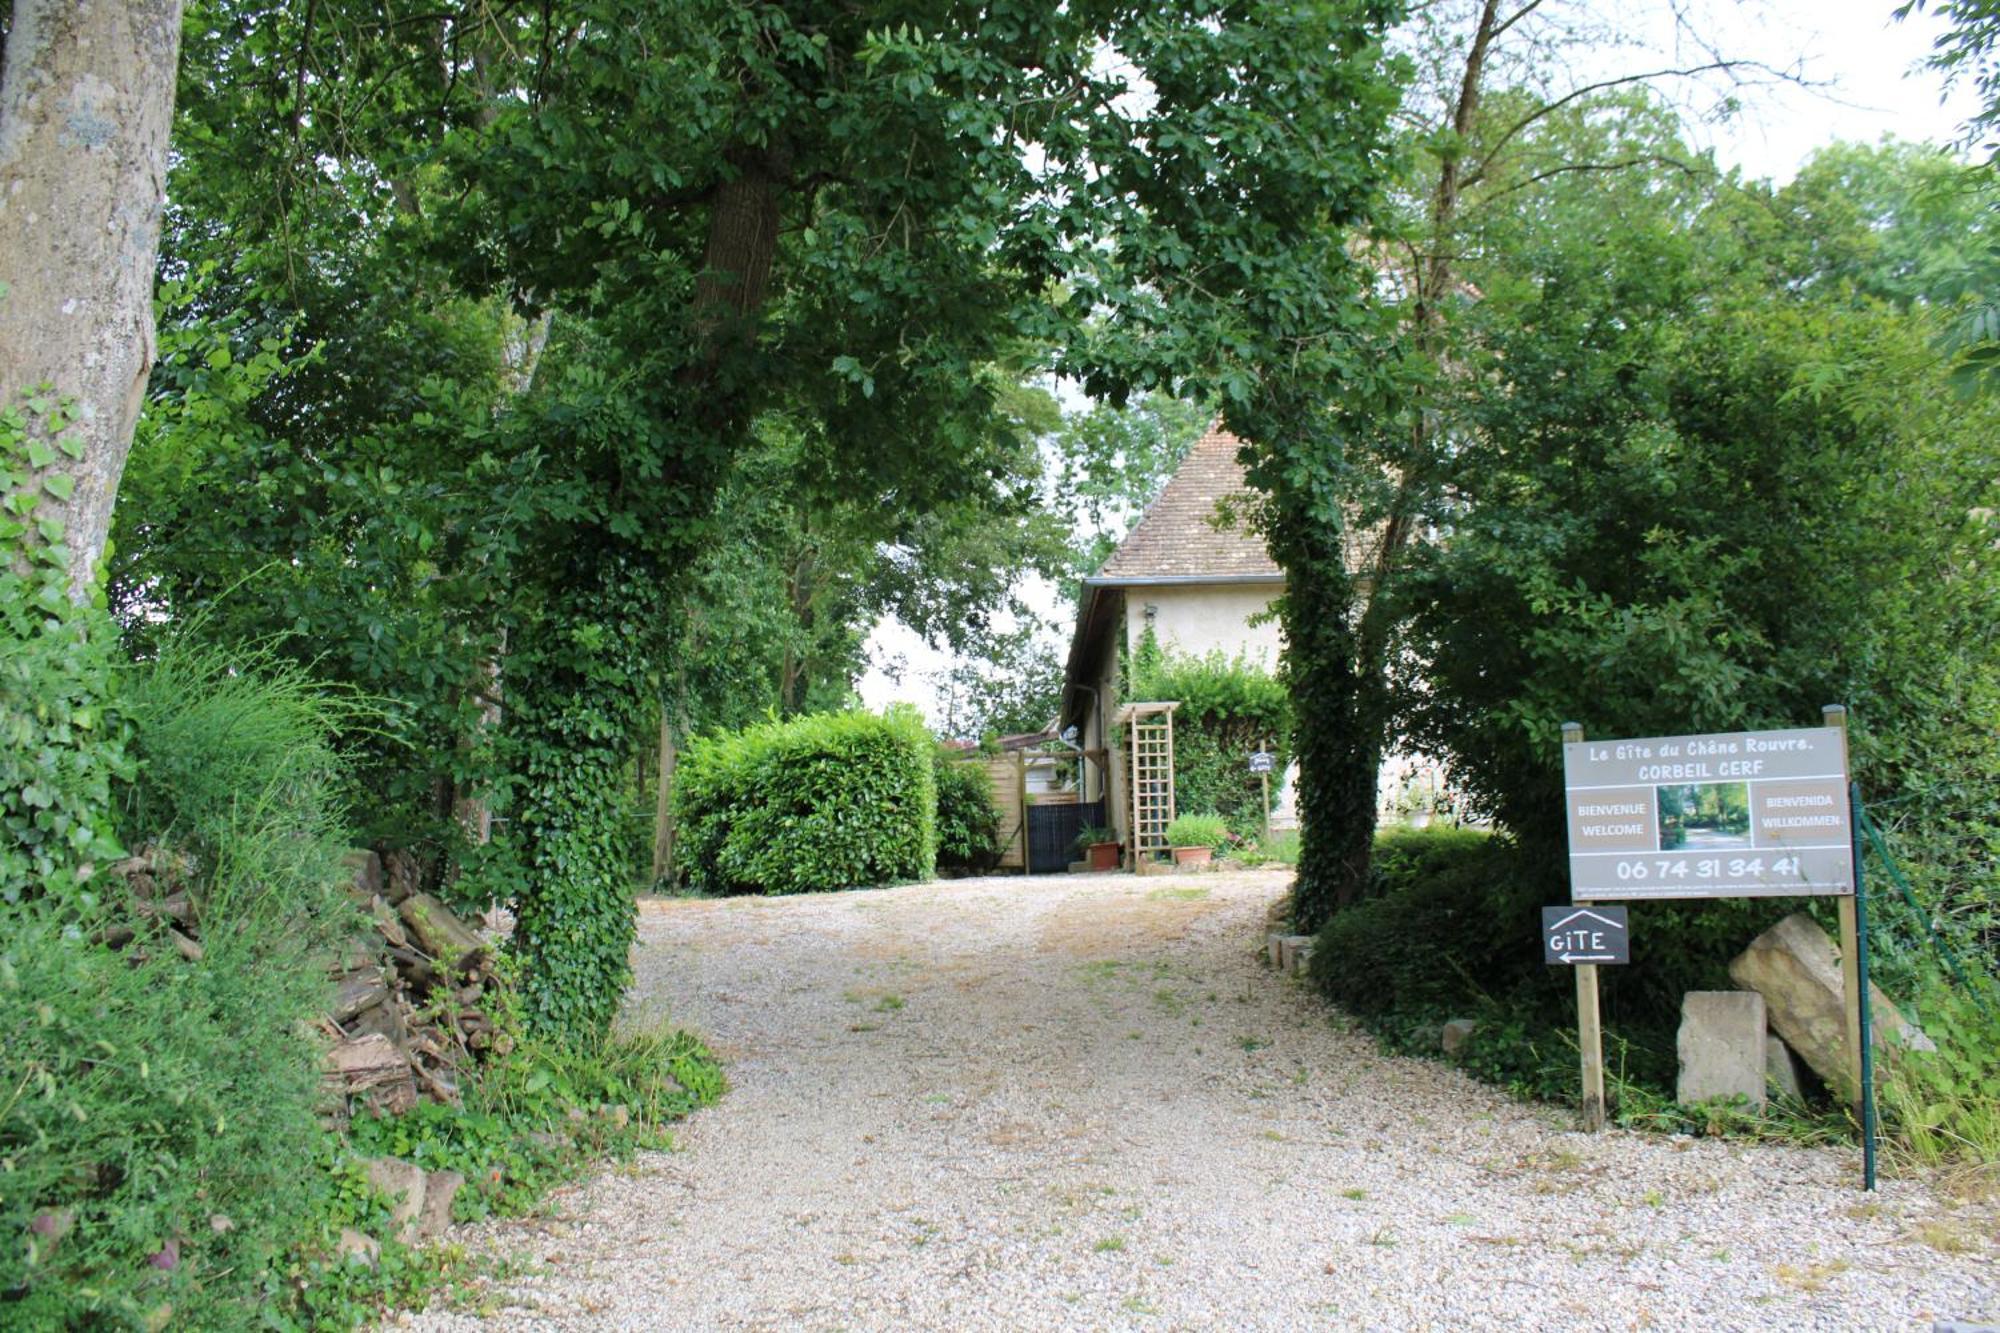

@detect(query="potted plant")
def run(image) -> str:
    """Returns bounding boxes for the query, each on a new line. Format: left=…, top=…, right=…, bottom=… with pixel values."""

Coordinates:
left=1076, top=825, right=1120, bottom=872
left=1164, top=812, right=1228, bottom=867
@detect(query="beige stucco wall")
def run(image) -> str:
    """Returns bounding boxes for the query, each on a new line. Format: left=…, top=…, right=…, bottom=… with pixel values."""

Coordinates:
left=1123, top=583, right=1284, bottom=670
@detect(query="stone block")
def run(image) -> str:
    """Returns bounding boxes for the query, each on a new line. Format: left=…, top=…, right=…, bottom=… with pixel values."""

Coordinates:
left=1289, top=943, right=1315, bottom=976
left=1277, top=935, right=1313, bottom=973
left=1267, top=933, right=1287, bottom=968
left=1441, top=1018, right=1478, bottom=1057
left=363, top=1156, right=427, bottom=1244
left=336, top=1227, right=380, bottom=1267
left=1728, top=912, right=1932, bottom=1104
left=1677, top=990, right=1768, bottom=1108
left=1765, top=1030, right=1809, bottom=1102
left=416, top=1169, right=464, bottom=1240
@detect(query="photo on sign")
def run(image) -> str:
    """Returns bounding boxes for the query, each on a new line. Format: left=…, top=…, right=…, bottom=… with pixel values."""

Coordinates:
left=1655, top=781, right=1751, bottom=852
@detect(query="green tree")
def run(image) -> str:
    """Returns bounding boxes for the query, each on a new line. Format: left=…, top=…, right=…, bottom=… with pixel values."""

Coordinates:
left=1397, top=126, right=2000, bottom=929
left=132, top=0, right=1403, bottom=1039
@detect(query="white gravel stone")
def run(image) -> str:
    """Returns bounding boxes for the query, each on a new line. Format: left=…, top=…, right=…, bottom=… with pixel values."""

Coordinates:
left=404, top=870, right=1999, bottom=1331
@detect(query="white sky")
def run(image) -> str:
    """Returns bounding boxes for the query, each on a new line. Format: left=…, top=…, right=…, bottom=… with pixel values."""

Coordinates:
left=860, top=0, right=1983, bottom=727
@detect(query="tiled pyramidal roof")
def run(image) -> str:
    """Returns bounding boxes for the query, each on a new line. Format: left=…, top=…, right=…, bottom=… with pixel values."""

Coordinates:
left=1093, top=426, right=1282, bottom=582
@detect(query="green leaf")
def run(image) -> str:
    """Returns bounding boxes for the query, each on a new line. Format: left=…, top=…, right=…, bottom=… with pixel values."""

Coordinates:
left=41, top=474, right=74, bottom=502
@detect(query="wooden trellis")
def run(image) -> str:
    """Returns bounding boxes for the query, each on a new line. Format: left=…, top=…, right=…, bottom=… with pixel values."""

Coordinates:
left=1116, top=702, right=1179, bottom=866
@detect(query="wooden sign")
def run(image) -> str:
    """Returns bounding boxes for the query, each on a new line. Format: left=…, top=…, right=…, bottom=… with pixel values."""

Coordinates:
left=1562, top=725, right=1853, bottom=901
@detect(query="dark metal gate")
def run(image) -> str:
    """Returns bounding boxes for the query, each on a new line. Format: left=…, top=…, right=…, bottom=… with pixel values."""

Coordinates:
left=1026, top=800, right=1105, bottom=874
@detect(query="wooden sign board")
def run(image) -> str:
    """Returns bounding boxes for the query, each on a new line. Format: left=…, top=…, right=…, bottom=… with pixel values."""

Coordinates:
left=1562, top=725, right=1853, bottom=901
left=1542, top=906, right=1629, bottom=965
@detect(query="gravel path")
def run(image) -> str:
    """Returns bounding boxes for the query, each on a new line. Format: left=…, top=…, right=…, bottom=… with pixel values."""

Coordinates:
left=408, top=870, right=1997, bottom=1331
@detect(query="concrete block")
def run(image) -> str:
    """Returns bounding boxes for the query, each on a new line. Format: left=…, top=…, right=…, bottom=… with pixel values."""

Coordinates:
left=1441, top=1018, right=1478, bottom=1057
left=1289, top=943, right=1315, bottom=976
left=1266, top=933, right=1287, bottom=968
left=1677, top=991, right=1768, bottom=1108
left=1728, top=912, right=1933, bottom=1104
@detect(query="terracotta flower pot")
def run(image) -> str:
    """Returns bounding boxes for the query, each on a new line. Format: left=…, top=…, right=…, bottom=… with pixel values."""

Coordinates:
left=1172, top=845, right=1213, bottom=866
left=1086, top=842, right=1121, bottom=871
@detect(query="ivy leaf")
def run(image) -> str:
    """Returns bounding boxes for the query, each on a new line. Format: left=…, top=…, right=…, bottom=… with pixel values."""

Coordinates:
left=41, top=474, right=75, bottom=502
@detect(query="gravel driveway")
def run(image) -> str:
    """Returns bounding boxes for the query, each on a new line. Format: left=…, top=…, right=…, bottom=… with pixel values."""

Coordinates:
left=408, top=870, right=1997, bottom=1331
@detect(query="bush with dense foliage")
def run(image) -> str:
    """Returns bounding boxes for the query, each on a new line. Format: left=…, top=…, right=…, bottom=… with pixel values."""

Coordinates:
left=1, top=637, right=353, bottom=1327
left=675, top=708, right=938, bottom=895
left=1308, top=827, right=1800, bottom=1104
left=933, top=752, right=1002, bottom=872
left=1128, top=637, right=1292, bottom=839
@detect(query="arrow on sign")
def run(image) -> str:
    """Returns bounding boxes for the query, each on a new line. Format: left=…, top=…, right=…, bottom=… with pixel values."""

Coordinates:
left=1559, top=954, right=1618, bottom=964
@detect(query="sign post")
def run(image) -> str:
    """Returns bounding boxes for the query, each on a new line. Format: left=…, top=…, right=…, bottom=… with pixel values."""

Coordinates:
left=1561, top=721, right=1606, bottom=1132
left=1558, top=714, right=1862, bottom=1154
left=1248, top=744, right=1275, bottom=842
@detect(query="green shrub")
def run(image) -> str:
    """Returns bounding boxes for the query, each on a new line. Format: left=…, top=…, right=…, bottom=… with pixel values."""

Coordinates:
left=0, top=636, right=355, bottom=1327
left=1307, top=826, right=1791, bottom=1105
left=933, top=752, right=1001, bottom=872
left=676, top=707, right=937, bottom=894
left=1882, top=977, right=2000, bottom=1168
left=1164, top=811, right=1229, bottom=853
left=1129, top=640, right=1290, bottom=838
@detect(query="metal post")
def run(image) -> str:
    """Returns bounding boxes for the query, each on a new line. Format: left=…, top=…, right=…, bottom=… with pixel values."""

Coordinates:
left=1852, top=779, right=1878, bottom=1191
left=1563, top=720, right=1606, bottom=1132
left=1825, top=705, right=1864, bottom=1116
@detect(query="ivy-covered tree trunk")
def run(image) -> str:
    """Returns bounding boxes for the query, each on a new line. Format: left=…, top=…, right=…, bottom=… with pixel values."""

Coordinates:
left=1271, top=519, right=1385, bottom=933
left=506, top=554, right=662, bottom=1041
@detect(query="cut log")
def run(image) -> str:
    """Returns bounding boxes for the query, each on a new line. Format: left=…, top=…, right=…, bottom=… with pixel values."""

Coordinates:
left=397, top=894, right=484, bottom=971
left=382, top=849, right=422, bottom=906
left=169, top=929, right=203, bottom=963
left=140, top=894, right=194, bottom=928
left=333, top=967, right=391, bottom=1024
left=322, top=1034, right=417, bottom=1116
left=369, top=896, right=410, bottom=950
left=386, top=946, right=439, bottom=995
left=349, top=998, right=409, bottom=1048
left=343, top=849, right=384, bottom=906
left=412, top=1063, right=461, bottom=1106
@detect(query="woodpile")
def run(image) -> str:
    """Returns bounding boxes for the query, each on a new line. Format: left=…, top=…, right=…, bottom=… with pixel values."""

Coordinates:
left=321, top=849, right=505, bottom=1125
left=102, top=845, right=505, bottom=1128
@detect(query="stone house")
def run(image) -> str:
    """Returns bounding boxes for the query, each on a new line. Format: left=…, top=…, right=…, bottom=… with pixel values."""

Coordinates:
left=1057, top=426, right=1298, bottom=854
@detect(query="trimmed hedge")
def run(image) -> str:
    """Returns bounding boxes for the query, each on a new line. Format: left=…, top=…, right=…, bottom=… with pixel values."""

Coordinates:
left=934, top=752, right=1001, bottom=872
left=675, top=707, right=938, bottom=895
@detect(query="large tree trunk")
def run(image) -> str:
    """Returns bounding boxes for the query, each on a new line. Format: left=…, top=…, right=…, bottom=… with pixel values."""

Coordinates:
left=0, top=0, right=185, bottom=601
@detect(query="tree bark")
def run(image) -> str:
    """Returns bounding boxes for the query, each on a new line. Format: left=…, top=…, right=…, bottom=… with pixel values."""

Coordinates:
left=649, top=703, right=678, bottom=887
left=0, top=0, right=185, bottom=601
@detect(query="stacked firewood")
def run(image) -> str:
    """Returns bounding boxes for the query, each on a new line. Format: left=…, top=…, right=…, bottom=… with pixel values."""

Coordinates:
left=100, top=844, right=504, bottom=1128
left=320, top=849, right=506, bottom=1126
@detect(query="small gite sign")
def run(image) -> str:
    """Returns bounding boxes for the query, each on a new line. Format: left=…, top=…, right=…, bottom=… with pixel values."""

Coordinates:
left=1541, top=906, right=1629, bottom=965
